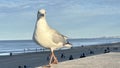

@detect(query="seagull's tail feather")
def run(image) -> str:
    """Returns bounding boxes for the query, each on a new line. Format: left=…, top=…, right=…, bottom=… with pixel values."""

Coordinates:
left=64, top=41, right=72, bottom=48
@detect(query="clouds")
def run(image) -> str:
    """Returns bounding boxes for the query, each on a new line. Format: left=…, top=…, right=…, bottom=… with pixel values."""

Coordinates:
left=61, top=0, right=120, bottom=17
left=0, top=0, right=120, bottom=39
left=1, top=0, right=119, bottom=15
left=0, top=0, right=38, bottom=13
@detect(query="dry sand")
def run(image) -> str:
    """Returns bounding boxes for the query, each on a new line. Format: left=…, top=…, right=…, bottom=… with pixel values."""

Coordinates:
left=0, top=42, right=120, bottom=68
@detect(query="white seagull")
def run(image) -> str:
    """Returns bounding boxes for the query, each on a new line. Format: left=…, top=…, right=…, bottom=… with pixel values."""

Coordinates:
left=33, top=9, right=72, bottom=66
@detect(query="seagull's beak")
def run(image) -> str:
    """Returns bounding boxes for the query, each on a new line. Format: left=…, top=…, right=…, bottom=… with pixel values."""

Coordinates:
left=41, top=14, right=44, bottom=17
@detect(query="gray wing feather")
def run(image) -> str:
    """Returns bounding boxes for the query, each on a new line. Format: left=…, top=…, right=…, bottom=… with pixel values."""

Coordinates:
left=52, top=30, right=66, bottom=44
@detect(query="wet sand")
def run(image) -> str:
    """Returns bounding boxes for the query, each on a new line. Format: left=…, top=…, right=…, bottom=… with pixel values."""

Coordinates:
left=0, top=42, right=120, bottom=68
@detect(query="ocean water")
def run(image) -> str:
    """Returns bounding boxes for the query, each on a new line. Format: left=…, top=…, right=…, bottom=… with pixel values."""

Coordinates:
left=0, top=38, right=120, bottom=55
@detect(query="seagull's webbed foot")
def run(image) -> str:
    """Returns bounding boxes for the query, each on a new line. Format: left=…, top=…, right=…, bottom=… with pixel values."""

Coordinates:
left=52, top=56, right=58, bottom=64
left=52, top=60, right=58, bottom=64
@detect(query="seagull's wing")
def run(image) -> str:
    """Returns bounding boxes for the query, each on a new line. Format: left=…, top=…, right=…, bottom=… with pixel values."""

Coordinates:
left=51, top=29, right=67, bottom=44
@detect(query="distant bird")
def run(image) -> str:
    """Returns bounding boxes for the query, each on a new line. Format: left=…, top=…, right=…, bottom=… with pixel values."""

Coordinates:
left=33, top=9, right=72, bottom=66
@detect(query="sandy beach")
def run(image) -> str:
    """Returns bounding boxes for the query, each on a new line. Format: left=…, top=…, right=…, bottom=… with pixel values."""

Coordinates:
left=0, top=42, right=120, bottom=68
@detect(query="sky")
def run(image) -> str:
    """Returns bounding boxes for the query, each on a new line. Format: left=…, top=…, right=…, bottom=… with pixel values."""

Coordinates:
left=0, top=0, right=120, bottom=40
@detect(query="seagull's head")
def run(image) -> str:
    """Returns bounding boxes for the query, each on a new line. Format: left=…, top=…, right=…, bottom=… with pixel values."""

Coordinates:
left=39, top=9, right=46, bottom=14
left=37, top=9, right=46, bottom=18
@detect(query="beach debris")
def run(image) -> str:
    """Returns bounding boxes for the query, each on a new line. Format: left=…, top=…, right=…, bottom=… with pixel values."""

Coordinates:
left=80, top=53, right=86, bottom=58
left=90, top=50, right=94, bottom=54
left=61, top=53, right=65, bottom=59
left=104, top=49, right=109, bottom=53
left=10, top=52, right=12, bottom=56
left=24, top=65, right=27, bottom=68
left=18, top=66, right=22, bottom=68
left=104, top=47, right=110, bottom=53
left=69, top=55, right=74, bottom=60
left=81, top=45, right=84, bottom=47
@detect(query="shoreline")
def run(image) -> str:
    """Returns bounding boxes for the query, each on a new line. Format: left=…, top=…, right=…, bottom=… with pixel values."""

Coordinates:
left=0, top=42, right=120, bottom=57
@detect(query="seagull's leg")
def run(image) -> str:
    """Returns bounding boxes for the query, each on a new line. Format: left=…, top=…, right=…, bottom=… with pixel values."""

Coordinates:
left=49, top=51, right=54, bottom=66
left=42, top=51, right=52, bottom=68
left=43, top=51, right=53, bottom=68
left=52, top=51, right=58, bottom=64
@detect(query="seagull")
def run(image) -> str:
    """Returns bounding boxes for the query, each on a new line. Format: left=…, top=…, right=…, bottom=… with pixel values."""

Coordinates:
left=33, top=9, right=72, bottom=66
